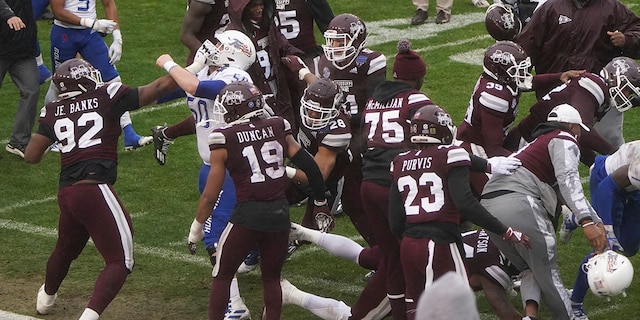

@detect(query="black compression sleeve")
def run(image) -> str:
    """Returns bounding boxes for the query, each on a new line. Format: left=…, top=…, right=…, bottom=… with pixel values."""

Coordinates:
left=290, top=148, right=326, bottom=202
left=448, top=166, right=508, bottom=235
left=469, top=154, right=490, bottom=173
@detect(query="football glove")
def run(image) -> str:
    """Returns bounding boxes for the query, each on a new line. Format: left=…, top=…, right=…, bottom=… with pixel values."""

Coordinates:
left=503, top=227, right=531, bottom=249
left=80, top=18, right=117, bottom=34
left=109, top=29, right=123, bottom=65
left=487, top=156, right=521, bottom=175
left=187, top=219, right=204, bottom=255
left=280, top=55, right=310, bottom=80
left=185, top=40, right=216, bottom=74
left=312, top=199, right=334, bottom=232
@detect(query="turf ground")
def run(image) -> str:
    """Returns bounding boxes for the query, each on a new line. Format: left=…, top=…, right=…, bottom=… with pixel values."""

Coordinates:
left=1, top=0, right=640, bottom=319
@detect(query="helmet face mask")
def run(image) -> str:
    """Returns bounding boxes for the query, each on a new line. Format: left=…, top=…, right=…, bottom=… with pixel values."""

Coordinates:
left=213, top=81, right=265, bottom=125
left=209, top=30, right=257, bottom=71
left=483, top=41, right=533, bottom=92
left=300, top=79, right=343, bottom=130
left=601, top=57, right=640, bottom=112
left=322, top=14, right=367, bottom=70
left=53, top=59, right=104, bottom=99
left=410, top=105, right=455, bottom=145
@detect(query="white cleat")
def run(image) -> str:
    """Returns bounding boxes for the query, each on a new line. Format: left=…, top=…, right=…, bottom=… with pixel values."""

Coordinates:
left=224, top=296, right=250, bottom=320
left=36, top=284, right=57, bottom=315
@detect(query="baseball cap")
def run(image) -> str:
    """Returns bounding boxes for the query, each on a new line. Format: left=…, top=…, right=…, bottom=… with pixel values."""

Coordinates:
left=547, top=104, right=590, bottom=132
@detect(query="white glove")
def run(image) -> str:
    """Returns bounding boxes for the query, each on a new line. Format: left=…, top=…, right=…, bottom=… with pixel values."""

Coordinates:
left=187, top=219, right=204, bottom=254
left=487, top=156, right=521, bottom=175
left=109, top=29, right=123, bottom=65
left=184, top=40, right=216, bottom=74
left=80, top=18, right=117, bottom=34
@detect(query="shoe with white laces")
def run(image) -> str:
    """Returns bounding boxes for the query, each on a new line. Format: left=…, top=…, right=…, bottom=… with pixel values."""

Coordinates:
left=571, top=303, right=589, bottom=320
left=6, top=143, right=26, bottom=159
left=224, top=296, right=250, bottom=320
left=362, top=270, right=376, bottom=282
left=237, top=249, right=259, bottom=274
left=280, top=278, right=304, bottom=306
left=151, top=125, right=173, bottom=165
left=36, top=284, right=57, bottom=315
left=559, top=205, right=578, bottom=244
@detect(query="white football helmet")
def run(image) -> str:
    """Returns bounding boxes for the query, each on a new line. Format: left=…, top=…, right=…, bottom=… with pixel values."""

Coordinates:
left=209, top=30, right=256, bottom=71
left=585, top=250, right=634, bottom=297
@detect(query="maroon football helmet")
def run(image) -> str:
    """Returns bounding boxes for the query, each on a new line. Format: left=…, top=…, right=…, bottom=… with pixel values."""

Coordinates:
left=52, top=58, right=104, bottom=99
left=600, top=56, right=640, bottom=112
left=410, top=105, right=455, bottom=145
left=485, top=3, right=522, bottom=41
left=213, top=81, right=265, bottom=125
left=322, top=13, right=367, bottom=70
left=300, top=78, right=345, bottom=130
left=483, top=40, right=532, bottom=91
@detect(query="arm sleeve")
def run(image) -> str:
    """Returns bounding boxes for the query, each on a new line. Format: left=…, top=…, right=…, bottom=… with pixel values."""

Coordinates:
left=549, top=138, right=601, bottom=224
left=389, top=182, right=407, bottom=238
left=469, top=154, right=490, bottom=173
left=290, top=148, right=326, bottom=202
left=449, top=166, right=508, bottom=235
left=194, top=80, right=227, bottom=100
left=111, top=89, right=140, bottom=117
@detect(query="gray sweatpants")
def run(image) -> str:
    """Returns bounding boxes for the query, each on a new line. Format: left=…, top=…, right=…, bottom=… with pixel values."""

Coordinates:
left=0, top=57, right=40, bottom=146
left=481, top=192, right=573, bottom=320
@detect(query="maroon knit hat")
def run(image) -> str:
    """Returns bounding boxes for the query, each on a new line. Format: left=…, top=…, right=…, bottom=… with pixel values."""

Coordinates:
left=393, top=39, right=427, bottom=81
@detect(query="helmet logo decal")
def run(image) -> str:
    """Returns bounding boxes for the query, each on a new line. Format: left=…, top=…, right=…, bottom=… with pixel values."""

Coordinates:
left=350, top=20, right=364, bottom=37
left=436, top=111, right=453, bottom=127
left=489, top=49, right=515, bottom=67
left=69, top=64, right=91, bottom=79
left=224, top=90, right=247, bottom=106
left=229, top=38, right=253, bottom=58
left=501, top=13, right=515, bottom=29
left=612, top=58, right=630, bottom=75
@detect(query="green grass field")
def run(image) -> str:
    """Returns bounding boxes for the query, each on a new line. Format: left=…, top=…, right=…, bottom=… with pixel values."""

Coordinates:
left=1, top=0, right=640, bottom=319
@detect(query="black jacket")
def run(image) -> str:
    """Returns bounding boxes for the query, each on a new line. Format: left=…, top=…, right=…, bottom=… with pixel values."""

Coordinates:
left=0, top=0, right=37, bottom=59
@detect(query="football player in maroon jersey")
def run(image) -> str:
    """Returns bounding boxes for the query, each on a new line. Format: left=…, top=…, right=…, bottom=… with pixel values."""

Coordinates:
left=456, top=40, right=584, bottom=195
left=305, top=13, right=387, bottom=248
left=480, top=104, right=607, bottom=320
left=186, top=81, right=329, bottom=320
left=389, top=104, right=530, bottom=320
left=358, top=39, right=432, bottom=318
left=25, top=58, right=178, bottom=319
left=505, top=56, right=640, bottom=166
left=284, top=78, right=351, bottom=232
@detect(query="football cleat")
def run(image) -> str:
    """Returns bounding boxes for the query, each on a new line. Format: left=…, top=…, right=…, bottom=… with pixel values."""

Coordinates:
left=224, top=296, right=250, bottom=320
left=559, top=206, right=578, bottom=244
left=571, top=303, right=589, bottom=320
left=286, top=240, right=304, bottom=259
left=237, top=248, right=259, bottom=274
left=362, top=270, right=376, bottom=282
left=151, top=125, right=173, bottom=165
left=124, top=134, right=152, bottom=151
left=36, top=284, right=57, bottom=315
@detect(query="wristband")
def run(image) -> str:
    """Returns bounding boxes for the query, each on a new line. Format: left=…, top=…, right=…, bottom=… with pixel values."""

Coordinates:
left=314, top=199, right=327, bottom=206
left=80, top=18, right=95, bottom=29
left=298, top=68, right=311, bottom=81
left=163, top=61, right=179, bottom=73
left=582, top=221, right=596, bottom=228
left=285, top=166, right=297, bottom=179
